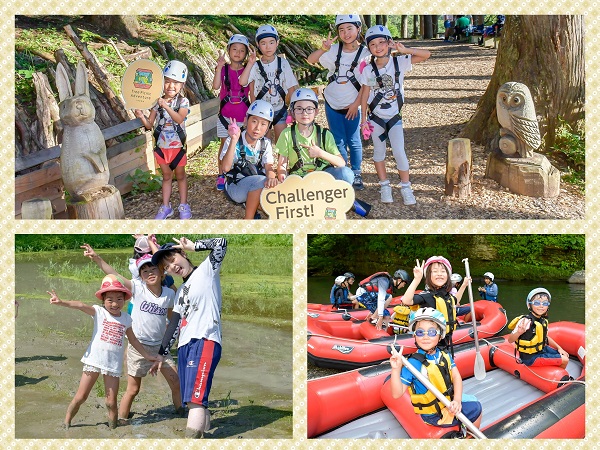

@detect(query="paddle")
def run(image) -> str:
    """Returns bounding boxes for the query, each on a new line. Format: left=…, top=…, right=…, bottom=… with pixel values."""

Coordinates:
left=391, top=337, right=487, bottom=439
left=462, top=258, right=486, bottom=380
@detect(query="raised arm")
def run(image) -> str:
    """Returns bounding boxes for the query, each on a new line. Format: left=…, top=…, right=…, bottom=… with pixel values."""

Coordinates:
left=401, top=260, right=424, bottom=305
left=48, top=289, right=96, bottom=316
left=81, top=243, right=132, bottom=291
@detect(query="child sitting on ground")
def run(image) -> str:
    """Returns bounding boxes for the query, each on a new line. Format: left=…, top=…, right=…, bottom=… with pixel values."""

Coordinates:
left=220, top=99, right=278, bottom=219
left=507, top=288, right=569, bottom=368
left=49, top=275, right=157, bottom=429
left=390, top=307, right=483, bottom=433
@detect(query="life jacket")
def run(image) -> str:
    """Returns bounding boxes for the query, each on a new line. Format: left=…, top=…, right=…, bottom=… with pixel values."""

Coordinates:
left=359, top=272, right=394, bottom=294
left=328, top=43, right=367, bottom=92
left=218, top=64, right=251, bottom=128
left=225, top=131, right=267, bottom=185
left=289, top=124, right=331, bottom=174
left=419, top=291, right=458, bottom=337
left=329, top=285, right=348, bottom=305
left=407, top=351, right=454, bottom=416
left=153, top=95, right=187, bottom=170
left=508, top=314, right=548, bottom=354
left=391, top=304, right=414, bottom=333
left=255, top=57, right=287, bottom=126
left=367, top=56, right=406, bottom=142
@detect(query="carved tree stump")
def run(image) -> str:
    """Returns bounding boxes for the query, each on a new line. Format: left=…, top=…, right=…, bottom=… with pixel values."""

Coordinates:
left=66, top=185, right=125, bottom=219
left=445, top=138, right=472, bottom=198
left=21, top=198, right=53, bottom=220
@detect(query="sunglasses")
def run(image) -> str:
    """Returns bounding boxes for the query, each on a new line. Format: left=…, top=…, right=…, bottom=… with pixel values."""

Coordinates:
left=528, top=300, right=551, bottom=307
left=414, top=328, right=441, bottom=337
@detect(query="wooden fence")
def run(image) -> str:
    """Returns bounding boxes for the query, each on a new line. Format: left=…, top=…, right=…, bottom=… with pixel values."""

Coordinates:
left=15, top=98, right=219, bottom=219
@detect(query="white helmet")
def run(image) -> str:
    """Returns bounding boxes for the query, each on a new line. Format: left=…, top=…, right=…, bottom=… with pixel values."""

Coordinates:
left=247, top=100, right=274, bottom=122
left=335, top=275, right=347, bottom=286
left=256, top=24, right=279, bottom=44
left=408, top=307, right=447, bottom=339
left=163, top=60, right=188, bottom=83
left=290, top=88, right=319, bottom=108
left=483, top=272, right=495, bottom=282
left=526, top=287, right=551, bottom=307
left=228, top=34, right=250, bottom=50
left=365, top=25, right=392, bottom=44
left=451, top=273, right=463, bottom=283
left=335, top=15, right=362, bottom=28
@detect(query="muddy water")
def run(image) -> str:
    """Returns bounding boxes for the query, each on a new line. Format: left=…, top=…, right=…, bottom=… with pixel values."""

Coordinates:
left=15, top=252, right=293, bottom=439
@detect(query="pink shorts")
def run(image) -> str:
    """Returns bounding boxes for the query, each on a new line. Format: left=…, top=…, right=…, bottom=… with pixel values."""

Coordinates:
left=154, top=147, right=187, bottom=167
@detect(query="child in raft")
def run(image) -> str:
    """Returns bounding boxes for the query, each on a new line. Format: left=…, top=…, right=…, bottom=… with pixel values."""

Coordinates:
left=307, top=14, right=370, bottom=190
left=220, top=99, right=278, bottom=219
left=356, top=270, right=411, bottom=330
left=135, top=60, right=191, bottom=219
left=400, top=257, right=471, bottom=348
left=239, top=24, right=299, bottom=143
left=213, top=34, right=251, bottom=191
left=390, top=307, right=483, bottom=433
left=507, top=288, right=569, bottom=368
left=358, top=25, right=430, bottom=205
left=49, top=275, right=158, bottom=429
left=80, top=243, right=183, bottom=423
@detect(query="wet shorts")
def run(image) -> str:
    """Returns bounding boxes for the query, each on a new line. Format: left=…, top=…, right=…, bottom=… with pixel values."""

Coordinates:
left=154, top=147, right=187, bottom=167
left=178, top=338, right=222, bottom=407
left=422, top=396, right=482, bottom=427
left=520, top=345, right=563, bottom=367
left=127, top=342, right=176, bottom=377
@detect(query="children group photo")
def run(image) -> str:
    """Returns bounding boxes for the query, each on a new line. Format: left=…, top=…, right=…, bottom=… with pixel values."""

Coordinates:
left=14, top=234, right=293, bottom=439
left=15, top=15, right=585, bottom=220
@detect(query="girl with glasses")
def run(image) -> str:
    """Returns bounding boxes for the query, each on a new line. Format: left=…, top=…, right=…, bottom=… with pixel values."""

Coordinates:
left=507, top=288, right=569, bottom=368
left=389, top=307, right=483, bottom=433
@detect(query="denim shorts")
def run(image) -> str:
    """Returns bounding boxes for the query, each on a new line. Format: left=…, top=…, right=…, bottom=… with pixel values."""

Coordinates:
left=520, top=345, right=563, bottom=367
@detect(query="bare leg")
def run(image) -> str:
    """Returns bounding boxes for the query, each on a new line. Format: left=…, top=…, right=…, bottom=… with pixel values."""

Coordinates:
left=65, top=371, right=99, bottom=427
left=160, top=364, right=183, bottom=411
left=397, top=169, right=410, bottom=184
left=185, top=403, right=210, bottom=438
left=159, top=164, right=174, bottom=206
left=244, top=189, right=262, bottom=220
left=174, top=165, right=188, bottom=205
left=104, top=374, right=120, bottom=429
left=118, top=375, right=142, bottom=421
left=217, top=137, right=226, bottom=175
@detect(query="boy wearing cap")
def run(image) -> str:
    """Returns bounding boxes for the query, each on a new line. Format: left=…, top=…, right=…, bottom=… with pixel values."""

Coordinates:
left=48, top=275, right=157, bottom=429
left=81, top=243, right=182, bottom=423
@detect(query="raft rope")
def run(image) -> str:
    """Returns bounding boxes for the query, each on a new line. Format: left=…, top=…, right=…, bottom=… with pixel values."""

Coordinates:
left=307, top=332, right=419, bottom=350
left=480, top=338, right=586, bottom=386
left=451, top=315, right=509, bottom=345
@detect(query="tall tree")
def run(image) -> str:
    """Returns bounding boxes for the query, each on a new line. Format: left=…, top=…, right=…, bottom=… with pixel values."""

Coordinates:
left=462, top=15, right=585, bottom=150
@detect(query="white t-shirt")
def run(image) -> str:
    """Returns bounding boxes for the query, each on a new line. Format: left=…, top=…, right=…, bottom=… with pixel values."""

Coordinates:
left=81, top=305, right=132, bottom=375
left=219, top=131, right=274, bottom=168
left=130, top=278, right=175, bottom=346
left=320, top=43, right=370, bottom=110
left=247, top=57, right=298, bottom=112
left=358, top=55, right=412, bottom=120
left=173, top=243, right=225, bottom=347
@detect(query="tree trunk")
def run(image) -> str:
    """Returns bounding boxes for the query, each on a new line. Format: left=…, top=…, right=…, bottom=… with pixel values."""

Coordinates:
left=401, top=15, right=409, bottom=39
left=423, top=15, right=433, bottom=39
left=462, top=15, right=585, bottom=150
left=362, top=15, right=372, bottom=28
left=89, top=16, right=140, bottom=38
left=412, top=16, right=419, bottom=39
left=33, top=72, right=60, bottom=148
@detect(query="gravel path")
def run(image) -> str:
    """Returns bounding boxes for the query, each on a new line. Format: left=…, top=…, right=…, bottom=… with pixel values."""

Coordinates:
left=123, top=39, right=584, bottom=220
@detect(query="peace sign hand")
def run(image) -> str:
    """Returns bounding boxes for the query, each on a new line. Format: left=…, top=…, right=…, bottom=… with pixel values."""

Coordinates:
left=389, top=340, right=404, bottom=370
left=247, top=48, right=257, bottom=66
left=228, top=118, right=241, bottom=139
left=216, top=50, right=226, bottom=68
left=413, top=259, right=424, bottom=280
left=80, top=243, right=98, bottom=260
left=172, top=237, right=195, bottom=252
left=321, top=32, right=337, bottom=51
left=300, top=140, right=323, bottom=159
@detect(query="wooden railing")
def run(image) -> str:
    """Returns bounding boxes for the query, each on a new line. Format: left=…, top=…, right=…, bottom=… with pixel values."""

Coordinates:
left=15, top=98, right=219, bottom=219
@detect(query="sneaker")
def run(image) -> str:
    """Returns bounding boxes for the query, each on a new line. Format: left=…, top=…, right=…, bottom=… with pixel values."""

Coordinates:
left=380, top=184, right=393, bottom=203
left=353, top=174, right=365, bottom=191
left=400, top=185, right=416, bottom=205
left=178, top=203, right=192, bottom=220
left=216, top=174, right=225, bottom=191
left=154, top=204, right=173, bottom=220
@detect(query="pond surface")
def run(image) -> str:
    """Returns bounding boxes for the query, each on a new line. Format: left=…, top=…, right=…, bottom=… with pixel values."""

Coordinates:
left=308, top=276, right=585, bottom=324
left=15, top=250, right=293, bottom=439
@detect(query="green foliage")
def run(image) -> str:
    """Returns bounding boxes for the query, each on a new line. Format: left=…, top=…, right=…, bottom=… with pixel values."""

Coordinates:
left=125, top=169, right=163, bottom=195
left=552, top=117, right=585, bottom=191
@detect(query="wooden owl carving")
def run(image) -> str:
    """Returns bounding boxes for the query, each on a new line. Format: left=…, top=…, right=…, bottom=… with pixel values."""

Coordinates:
left=496, top=82, right=541, bottom=158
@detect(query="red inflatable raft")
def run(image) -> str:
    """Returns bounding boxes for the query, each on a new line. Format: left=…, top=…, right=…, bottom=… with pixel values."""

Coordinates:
left=308, top=300, right=508, bottom=370
left=308, top=322, right=585, bottom=439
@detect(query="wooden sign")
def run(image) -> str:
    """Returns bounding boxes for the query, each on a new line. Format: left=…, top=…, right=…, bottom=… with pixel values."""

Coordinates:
left=260, top=171, right=355, bottom=220
left=121, top=59, right=164, bottom=109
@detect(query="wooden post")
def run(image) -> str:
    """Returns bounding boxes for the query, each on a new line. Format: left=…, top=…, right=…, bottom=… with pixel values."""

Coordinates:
left=21, top=198, right=53, bottom=219
left=66, top=185, right=125, bottom=219
left=445, top=138, right=472, bottom=198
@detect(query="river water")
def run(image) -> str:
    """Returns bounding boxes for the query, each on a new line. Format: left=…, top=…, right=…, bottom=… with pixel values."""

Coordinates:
left=15, top=250, right=293, bottom=439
